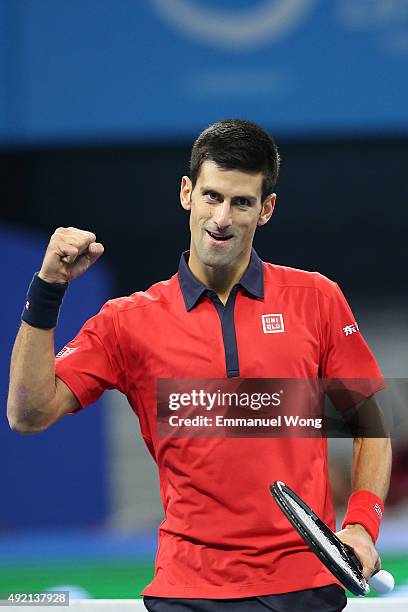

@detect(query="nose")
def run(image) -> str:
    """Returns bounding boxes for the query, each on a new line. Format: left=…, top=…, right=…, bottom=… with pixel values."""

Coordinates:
left=212, top=201, right=232, bottom=230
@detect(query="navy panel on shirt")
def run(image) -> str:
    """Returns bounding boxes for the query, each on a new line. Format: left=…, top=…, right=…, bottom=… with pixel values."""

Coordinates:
left=177, top=250, right=264, bottom=377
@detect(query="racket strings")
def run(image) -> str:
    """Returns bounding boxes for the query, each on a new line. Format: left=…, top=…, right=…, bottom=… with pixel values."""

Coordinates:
left=282, top=492, right=367, bottom=593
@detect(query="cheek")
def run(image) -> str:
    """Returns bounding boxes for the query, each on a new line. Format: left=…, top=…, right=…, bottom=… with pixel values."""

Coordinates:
left=190, top=204, right=209, bottom=229
left=189, top=210, right=202, bottom=235
left=240, top=222, right=259, bottom=244
left=237, top=216, right=258, bottom=234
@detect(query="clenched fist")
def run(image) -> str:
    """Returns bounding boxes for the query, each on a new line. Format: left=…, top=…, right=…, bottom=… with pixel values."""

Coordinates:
left=39, top=227, right=104, bottom=284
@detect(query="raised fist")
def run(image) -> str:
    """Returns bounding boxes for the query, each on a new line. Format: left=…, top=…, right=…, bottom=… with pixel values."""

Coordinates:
left=38, top=227, right=104, bottom=284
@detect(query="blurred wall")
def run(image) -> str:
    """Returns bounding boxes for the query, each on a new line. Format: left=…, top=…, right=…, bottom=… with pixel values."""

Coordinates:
left=1, top=138, right=407, bottom=299
left=1, top=0, right=408, bottom=144
left=0, top=225, right=112, bottom=528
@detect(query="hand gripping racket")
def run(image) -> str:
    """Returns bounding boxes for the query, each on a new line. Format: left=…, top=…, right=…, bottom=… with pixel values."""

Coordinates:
left=270, top=481, right=394, bottom=596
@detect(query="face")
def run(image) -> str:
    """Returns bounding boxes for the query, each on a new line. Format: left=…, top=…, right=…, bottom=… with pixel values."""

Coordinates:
left=180, top=160, right=275, bottom=272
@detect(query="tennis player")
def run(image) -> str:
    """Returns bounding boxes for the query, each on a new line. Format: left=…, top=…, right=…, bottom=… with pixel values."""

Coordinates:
left=8, top=120, right=391, bottom=612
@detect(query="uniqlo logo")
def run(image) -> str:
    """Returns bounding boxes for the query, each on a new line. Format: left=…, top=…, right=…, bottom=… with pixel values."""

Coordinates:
left=262, top=314, right=285, bottom=334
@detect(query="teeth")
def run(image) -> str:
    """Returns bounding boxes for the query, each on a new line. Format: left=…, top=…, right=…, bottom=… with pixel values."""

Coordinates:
left=208, top=231, right=230, bottom=240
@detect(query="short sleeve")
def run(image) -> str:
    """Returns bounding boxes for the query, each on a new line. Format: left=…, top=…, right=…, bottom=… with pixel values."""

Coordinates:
left=320, top=282, right=383, bottom=380
left=55, top=301, right=126, bottom=409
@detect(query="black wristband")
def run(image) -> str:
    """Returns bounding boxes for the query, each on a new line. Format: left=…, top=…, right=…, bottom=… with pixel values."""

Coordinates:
left=21, top=273, right=68, bottom=329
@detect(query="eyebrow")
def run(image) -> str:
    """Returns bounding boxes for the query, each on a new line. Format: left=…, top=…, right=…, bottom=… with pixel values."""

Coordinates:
left=200, top=187, right=258, bottom=202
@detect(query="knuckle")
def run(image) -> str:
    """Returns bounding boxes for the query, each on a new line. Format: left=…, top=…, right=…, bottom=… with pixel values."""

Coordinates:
left=61, top=245, right=76, bottom=256
left=52, top=228, right=65, bottom=239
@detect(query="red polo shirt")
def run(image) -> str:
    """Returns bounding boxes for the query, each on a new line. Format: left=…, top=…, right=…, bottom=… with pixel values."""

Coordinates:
left=55, top=250, right=383, bottom=598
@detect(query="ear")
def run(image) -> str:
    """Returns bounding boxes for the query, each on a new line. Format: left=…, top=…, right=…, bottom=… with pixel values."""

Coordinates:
left=257, top=194, right=276, bottom=226
left=180, top=176, right=193, bottom=211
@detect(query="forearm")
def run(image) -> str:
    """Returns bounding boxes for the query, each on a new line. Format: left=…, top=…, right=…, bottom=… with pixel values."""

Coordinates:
left=7, top=321, right=58, bottom=432
left=351, top=436, right=392, bottom=502
left=337, top=436, right=392, bottom=576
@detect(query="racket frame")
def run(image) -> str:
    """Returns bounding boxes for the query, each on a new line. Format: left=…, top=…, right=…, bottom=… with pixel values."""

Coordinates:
left=270, top=481, right=369, bottom=596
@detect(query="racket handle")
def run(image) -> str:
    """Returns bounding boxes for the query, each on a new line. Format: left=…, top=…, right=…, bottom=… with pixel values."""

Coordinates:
left=368, top=570, right=395, bottom=594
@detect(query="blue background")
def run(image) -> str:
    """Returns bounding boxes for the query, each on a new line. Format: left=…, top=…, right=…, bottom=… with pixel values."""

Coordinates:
left=0, top=225, right=111, bottom=527
left=1, top=0, right=407, bottom=145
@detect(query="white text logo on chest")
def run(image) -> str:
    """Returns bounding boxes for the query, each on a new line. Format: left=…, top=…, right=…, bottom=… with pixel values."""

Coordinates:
left=262, top=314, right=285, bottom=334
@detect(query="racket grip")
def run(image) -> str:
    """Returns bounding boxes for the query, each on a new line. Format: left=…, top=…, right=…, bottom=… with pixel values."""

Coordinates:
left=368, top=570, right=395, bottom=594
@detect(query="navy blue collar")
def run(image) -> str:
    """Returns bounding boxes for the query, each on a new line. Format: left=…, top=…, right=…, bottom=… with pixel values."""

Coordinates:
left=178, top=248, right=264, bottom=311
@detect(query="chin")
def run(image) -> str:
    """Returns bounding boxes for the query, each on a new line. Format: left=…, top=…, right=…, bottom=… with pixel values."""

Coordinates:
left=201, top=252, right=234, bottom=268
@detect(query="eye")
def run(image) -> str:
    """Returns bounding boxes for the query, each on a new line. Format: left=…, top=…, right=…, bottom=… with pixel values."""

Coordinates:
left=204, top=191, right=221, bottom=202
left=234, top=197, right=250, bottom=207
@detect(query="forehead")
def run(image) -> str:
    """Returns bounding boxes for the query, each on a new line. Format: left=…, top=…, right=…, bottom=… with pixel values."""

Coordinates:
left=195, top=160, right=263, bottom=198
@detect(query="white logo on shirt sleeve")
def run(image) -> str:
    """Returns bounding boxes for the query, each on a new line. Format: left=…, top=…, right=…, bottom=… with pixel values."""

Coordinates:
left=342, top=322, right=359, bottom=336
left=56, top=346, right=78, bottom=359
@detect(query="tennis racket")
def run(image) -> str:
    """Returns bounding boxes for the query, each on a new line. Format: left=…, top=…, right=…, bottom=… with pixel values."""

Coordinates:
left=270, top=481, right=394, bottom=596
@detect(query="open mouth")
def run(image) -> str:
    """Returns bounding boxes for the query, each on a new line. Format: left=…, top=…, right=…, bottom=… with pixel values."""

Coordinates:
left=206, top=230, right=232, bottom=242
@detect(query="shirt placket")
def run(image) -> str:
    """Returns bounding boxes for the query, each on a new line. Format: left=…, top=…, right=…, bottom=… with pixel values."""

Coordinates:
left=207, top=286, right=240, bottom=378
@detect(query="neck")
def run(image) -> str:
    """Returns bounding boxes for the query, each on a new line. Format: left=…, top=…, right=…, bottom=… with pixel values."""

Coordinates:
left=188, top=249, right=251, bottom=305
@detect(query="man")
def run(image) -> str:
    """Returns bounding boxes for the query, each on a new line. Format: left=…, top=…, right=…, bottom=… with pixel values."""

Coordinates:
left=8, top=120, right=391, bottom=612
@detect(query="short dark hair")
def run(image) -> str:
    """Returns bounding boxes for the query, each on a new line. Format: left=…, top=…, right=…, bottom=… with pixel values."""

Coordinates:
left=190, top=119, right=280, bottom=201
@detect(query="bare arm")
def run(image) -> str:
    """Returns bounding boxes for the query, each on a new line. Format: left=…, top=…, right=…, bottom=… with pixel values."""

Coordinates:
left=7, top=323, right=79, bottom=432
left=336, top=396, right=392, bottom=579
left=350, top=436, right=392, bottom=501
left=7, top=227, right=104, bottom=433
left=345, top=394, right=392, bottom=499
